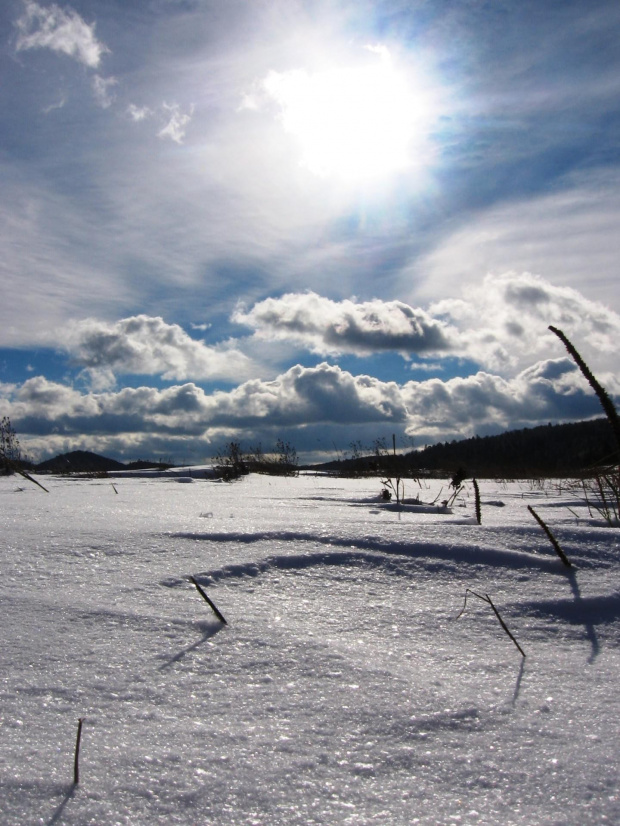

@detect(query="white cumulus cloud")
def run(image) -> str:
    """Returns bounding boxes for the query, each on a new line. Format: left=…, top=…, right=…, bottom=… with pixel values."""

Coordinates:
left=3, top=356, right=615, bottom=463
left=61, top=315, right=254, bottom=386
left=401, top=357, right=605, bottom=438
left=232, top=276, right=620, bottom=376
left=431, top=272, right=620, bottom=373
left=202, top=362, right=409, bottom=428
left=233, top=292, right=455, bottom=356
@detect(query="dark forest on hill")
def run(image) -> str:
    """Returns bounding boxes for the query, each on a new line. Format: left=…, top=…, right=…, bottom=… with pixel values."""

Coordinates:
left=409, top=418, right=615, bottom=477
left=318, top=418, right=615, bottom=478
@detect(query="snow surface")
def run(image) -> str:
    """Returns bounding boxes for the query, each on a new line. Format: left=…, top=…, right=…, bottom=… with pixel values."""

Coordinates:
left=1, top=472, right=619, bottom=825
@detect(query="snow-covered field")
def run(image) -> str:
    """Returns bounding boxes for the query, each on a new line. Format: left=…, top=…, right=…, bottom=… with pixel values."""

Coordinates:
left=1, top=471, right=619, bottom=826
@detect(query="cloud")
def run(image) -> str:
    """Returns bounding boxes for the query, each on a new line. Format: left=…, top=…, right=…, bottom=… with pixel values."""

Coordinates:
left=204, top=362, right=408, bottom=428
left=42, top=96, right=66, bottom=113
left=127, top=101, right=197, bottom=143
left=2, top=357, right=615, bottom=463
left=6, top=11, right=436, bottom=344
left=232, top=276, right=620, bottom=378
left=0, top=364, right=409, bottom=460
left=5, top=0, right=620, bottom=473
left=233, top=292, right=455, bottom=356
left=9, top=375, right=101, bottom=422
left=158, top=103, right=194, bottom=144
left=127, top=101, right=195, bottom=143
left=0, top=172, right=140, bottom=348
left=430, top=272, right=620, bottom=373
left=127, top=104, right=153, bottom=122
left=61, top=315, right=254, bottom=386
left=401, top=358, right=606, bottom=438
left=7, top=0, right=620, bottom=360
left=92, top=74, right=118, bottom=109
left=409, top=170, right=620, bottom=317
left=15, top=0, right=109, bottom=68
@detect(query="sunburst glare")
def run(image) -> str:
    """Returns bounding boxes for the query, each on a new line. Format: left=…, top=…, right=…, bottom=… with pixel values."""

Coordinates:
left=262, top=46, right=436, bottom=183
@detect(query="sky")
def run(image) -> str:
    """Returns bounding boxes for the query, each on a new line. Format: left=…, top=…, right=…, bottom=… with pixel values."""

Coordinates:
left=1, top=0, right=619, bottom=464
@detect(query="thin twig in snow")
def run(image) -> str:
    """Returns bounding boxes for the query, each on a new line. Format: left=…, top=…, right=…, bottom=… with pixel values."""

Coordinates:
left=456, top=588, right=525, bottom=658
left=73, top=718, right=84, bottom=786
left=190, top=576, right=227, bottom=624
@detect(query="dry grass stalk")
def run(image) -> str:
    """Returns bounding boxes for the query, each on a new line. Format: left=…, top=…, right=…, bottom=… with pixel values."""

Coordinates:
left=596, top=472, right=619, bottom=520
left=548, top=325, right=620, bottom=458
left=473, top=478, right=481, bottom=524
left=528, top=505, right=572, bottom=568
left=456, top=588, right=525, bottom=657
left=7, top=463, right=49, bottom=493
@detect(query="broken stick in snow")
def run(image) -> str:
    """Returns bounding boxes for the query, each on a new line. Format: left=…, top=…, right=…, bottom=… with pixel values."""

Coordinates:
left=190, top=576, right=227, bottom=624
left=73, top=718, right=84, bottom=785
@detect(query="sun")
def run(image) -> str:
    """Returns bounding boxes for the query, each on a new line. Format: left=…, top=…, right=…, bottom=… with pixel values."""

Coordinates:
left=261, top=46, right=434, bottom=183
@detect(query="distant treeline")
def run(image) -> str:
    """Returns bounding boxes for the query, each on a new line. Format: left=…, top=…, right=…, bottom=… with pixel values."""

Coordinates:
left=409, top=418, right=615, bottom=477
left=317, top=418, right=615, bottom=478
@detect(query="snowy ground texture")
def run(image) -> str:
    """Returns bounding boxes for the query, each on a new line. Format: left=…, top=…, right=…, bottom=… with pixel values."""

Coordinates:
left=1, top=471, right=619, bottom=826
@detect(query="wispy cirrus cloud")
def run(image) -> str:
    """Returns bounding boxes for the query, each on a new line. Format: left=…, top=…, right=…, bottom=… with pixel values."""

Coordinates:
left=92, top=74, right=118, bottom=108
left=42, top=95, right=66, bottom=113
left=15, top=0, right=109, bottom=68
left=409, top=170, right=620, bottom=316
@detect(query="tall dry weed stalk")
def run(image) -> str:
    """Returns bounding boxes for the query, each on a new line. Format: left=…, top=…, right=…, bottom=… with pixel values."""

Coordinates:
left=549, top=326, right=619, bottom=524
left=473, top=478, right=481, bottom=524
left=579, top=473, right=620, bottom=525
left=549, top=326, right=620, bottom=458
left=528, top=505, right=572, bottom=568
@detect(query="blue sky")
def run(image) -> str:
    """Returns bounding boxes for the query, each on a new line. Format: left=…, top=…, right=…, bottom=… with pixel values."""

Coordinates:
left=1, top=0, right=619, bottom=464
